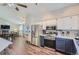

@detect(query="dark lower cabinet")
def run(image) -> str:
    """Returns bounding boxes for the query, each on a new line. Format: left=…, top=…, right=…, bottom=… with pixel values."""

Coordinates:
left=65, top=39, right=72, bottom=54
left=39, top=36, right=44, bottom=47
left=56, top=37, right=76, bottom=55
left=56, top=38, right=65, bottom=52
left=65, top=39, right=76, bottom=54
left=44, top=39, right=55, bottom=48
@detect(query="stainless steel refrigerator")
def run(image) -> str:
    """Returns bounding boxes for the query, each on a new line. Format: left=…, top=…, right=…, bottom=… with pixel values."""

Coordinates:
left=31, top=25, right=43, bottom=47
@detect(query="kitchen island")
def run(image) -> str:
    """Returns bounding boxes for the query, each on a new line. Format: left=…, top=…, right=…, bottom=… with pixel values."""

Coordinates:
left=55, top=36, right=77, bottom=55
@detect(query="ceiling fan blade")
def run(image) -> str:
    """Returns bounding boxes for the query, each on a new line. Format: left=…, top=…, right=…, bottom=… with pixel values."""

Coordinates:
left=15, top=7, right=19, bottom=11
left=16, top=4, right=27, bottom=8
left=2, top=3, right=8, bottom=6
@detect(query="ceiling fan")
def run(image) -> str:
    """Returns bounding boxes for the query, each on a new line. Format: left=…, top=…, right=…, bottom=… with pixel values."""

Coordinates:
left=2, top=3, right=38, bottom=11
left=2, top=3, right=27, bottom=11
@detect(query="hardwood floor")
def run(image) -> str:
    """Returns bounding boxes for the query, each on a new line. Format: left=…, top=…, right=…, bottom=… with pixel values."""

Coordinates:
left=7, top=37, right=64, bottom=55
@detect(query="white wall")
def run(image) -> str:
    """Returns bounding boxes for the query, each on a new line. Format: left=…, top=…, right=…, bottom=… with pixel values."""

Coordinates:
left=0, top=18, right=19, bottom=32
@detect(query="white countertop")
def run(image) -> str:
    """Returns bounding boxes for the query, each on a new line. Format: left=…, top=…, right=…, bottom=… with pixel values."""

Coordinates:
left=40, top=34, right=56, bottom=40
left=56, top=36, right=75, bottom=39
left=0, top=38, right=12, bottom=52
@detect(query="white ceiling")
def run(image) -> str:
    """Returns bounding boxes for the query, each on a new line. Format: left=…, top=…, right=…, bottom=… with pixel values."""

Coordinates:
left=0, top=4, right=25, bottom=25
left=16, top=3, right=78, bottom=22
left=0, top=3, right=78, bottom=25
left=17, top=3, right=77, bottom=15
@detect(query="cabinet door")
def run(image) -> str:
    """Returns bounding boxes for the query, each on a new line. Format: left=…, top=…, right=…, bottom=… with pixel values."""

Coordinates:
left=56, top=38, right=65, bottom=52
left=40, top=36, right=44, bottom=47
left=65, top=39, right=72, bottom=54
left=70, top=41, right=76, bottom=54
left=57, top=18, right=64, bottom=30
left=57, top=17, right=72, bottom=30
left=57, top=16, right=79, bottom=30
left=63, top=17, right=72, bottom=30
left=71, top=16, right=79, bottom=30
left=65, top=39, right=76, bottom=54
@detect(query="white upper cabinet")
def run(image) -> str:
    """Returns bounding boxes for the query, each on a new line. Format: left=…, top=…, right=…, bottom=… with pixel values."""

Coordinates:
left=71, top=16, right=79, bottom=30
left=57, top=15, right=79, bottom=30
left=57, top=18, right=64, bottom=30
left=40, top=19, right=57, bottom=29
